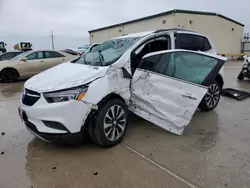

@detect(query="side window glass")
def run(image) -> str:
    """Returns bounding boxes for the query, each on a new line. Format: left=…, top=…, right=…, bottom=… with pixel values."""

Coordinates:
left=167, top=52, right=217, bottom=84
left=140, top=54, right=162, bottom=72
left=176, top=34, right=206, bottom=51
left=26, top=52, right=43, bottom=60
left=140, top=53, right=170, bottom=74
left=203, top=37, right=211, bottom=51
left=45, top=51, right=64, bottom=58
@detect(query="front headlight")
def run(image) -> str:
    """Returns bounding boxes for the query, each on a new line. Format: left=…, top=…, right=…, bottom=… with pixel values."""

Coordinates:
left=43, top=87, right=88, bottom=103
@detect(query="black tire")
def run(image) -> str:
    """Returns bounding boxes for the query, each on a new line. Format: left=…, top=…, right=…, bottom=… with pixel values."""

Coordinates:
left=237, top=71, right=244, bottom=81
left=199, top=80, right=221, bottom=112
left=89, top=99, right=128, bottom=147
left=0, top=68, right=19, bottom=83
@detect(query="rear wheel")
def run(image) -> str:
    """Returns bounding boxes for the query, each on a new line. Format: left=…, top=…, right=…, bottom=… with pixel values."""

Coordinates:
left=0, top=69, right=19, bottom=83
left=88, top=99, right=128, bottom=147
left=199, top=81, right=221, bottom=111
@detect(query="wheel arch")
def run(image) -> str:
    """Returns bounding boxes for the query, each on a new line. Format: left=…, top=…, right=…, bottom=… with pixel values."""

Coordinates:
left=215, top=73, right=224, bottom=89
left=84, top=93, right=127, bottom=130
left=0, top=67, right=20, bottom=78
left=97, top=93, right=126, bottom=108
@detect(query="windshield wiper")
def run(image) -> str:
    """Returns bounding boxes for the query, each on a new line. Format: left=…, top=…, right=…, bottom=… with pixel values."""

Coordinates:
left=98, top=50, right=104, bottom=66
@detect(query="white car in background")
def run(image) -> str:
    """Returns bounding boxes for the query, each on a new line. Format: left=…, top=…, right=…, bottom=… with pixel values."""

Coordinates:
left=0, top=50, right=79, bottom=82
left=19, top=29, right=226, bottom=147
left=68, top=43, right=100, bottom=55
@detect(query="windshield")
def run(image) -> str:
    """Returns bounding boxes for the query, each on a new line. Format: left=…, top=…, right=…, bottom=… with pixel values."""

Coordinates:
left=12, top=51, right=30, bottom=60
left=74, top=37, right=141, bottom=66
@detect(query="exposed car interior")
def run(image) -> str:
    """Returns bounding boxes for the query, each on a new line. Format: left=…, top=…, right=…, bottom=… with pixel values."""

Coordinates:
left=131, top=37, right=170, bottom=74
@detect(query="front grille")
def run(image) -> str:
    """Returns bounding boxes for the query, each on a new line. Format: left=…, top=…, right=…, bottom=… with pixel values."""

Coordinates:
left=22, top=89, right=41, bottom=106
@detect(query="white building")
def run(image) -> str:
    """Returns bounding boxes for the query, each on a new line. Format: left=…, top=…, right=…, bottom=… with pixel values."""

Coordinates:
left=88, top=9, right=244, bottom=54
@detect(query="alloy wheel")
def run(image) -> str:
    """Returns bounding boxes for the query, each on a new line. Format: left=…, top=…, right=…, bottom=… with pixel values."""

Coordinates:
left=205, top=84, right=220, bottom=108
left=103, top=105, right=126, bottom=141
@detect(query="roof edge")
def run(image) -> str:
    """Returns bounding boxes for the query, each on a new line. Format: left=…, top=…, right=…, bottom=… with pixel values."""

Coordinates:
left=88, top=9, right=244, bottom=33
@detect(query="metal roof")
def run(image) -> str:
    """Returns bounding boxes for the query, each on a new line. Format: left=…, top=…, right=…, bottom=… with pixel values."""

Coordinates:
left=88, top=9, right=244, bottom=33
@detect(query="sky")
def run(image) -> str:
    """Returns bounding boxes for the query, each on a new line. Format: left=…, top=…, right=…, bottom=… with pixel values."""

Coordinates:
left=0, top=0, right=249, bottom=50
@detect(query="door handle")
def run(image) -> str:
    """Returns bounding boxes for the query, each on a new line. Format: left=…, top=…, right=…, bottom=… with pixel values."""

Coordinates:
left=182, top=93, right=197, bottom=100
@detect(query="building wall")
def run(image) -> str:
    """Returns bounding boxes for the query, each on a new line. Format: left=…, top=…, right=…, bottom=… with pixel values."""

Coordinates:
left=89, top=29, right=110, bottom=44
left=90, top=14, right=174, bottom=43
left=123, top=14, right=174, bottom=34
left=174, top=13, right=244, bottom=53
left=89, top=13, right=244, bottom=54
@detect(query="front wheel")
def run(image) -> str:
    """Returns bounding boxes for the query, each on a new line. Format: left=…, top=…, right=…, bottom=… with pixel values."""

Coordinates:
left=89, top=99, right=128, bottom=147
left=199, top=81, right=221, bottom=111
left=0, top=69, right=19, bottom=83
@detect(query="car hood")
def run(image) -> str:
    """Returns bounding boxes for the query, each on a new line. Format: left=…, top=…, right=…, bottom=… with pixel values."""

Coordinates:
left=24, top=62, right=109, bottom=93
left=0, top=60, right=16, bottom=66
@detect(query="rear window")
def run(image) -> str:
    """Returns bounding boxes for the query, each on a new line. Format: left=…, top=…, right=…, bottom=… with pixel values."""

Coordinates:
left=175, top=34, right=211, bottom=52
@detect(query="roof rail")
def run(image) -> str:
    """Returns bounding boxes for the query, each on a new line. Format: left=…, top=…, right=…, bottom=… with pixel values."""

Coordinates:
left=154, top=28, right=192, bottom=33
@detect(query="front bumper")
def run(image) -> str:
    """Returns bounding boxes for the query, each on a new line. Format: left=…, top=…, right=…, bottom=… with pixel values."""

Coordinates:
left=19, top=91, right=94, bottom=144
left=25, top=121, right=82, bottom=144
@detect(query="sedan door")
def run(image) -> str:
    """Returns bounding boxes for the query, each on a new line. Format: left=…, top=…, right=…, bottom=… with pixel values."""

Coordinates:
left=130, top=50, right=226, bottom=135
left=43, top=51, right=67, bottom=70
left=17, top=51, right=45, bottom=77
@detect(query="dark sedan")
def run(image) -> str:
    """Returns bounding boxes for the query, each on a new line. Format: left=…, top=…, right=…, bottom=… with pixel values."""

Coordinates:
left=0, top=51, right=23, bottom=61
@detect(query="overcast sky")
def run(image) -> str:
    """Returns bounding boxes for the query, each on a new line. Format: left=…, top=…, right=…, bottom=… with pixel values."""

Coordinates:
left=0, top=0, right=249, bottom=50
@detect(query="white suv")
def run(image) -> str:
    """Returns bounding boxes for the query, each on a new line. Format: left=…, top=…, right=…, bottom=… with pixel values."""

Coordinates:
left=19, top=29, right=226, bottom=146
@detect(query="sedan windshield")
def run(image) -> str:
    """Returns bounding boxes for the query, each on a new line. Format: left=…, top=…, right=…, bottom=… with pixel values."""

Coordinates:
left=12, top=51, right=30, bottom=60
left=74, top=37, right=141, bottom=66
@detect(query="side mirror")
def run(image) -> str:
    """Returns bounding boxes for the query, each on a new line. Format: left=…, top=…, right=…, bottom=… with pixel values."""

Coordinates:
left=21, top=57, right=28, bottom=61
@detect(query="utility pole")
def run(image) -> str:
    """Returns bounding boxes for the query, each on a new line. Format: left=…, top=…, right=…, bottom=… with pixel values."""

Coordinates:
left=50, top=30, right=55, bottom=50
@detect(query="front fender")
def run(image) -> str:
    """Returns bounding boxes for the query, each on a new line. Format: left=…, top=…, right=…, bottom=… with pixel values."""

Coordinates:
left=82, top=70, right=130, bottom=106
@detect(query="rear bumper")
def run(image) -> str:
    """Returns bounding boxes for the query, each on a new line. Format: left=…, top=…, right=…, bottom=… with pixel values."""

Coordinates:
left=25, top=121, right=83, bottom=144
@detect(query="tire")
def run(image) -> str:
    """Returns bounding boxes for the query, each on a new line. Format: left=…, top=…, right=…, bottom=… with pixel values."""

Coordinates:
left=237, top=71, right=244, bottom=81
left=89, top=99, right=128, bottom=147
left=0, top=69, right=19, bottom=83
left=199, top=80, right=221, bottom=112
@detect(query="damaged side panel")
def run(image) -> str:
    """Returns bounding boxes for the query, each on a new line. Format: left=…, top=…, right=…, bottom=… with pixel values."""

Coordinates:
left=130, top=69, right=208, bottom=135
left=82, top=68, right=131, bottom=106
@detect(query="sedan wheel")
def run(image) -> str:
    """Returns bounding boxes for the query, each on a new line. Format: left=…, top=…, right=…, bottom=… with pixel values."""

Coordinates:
left=0, top=69, right=18, bottom=83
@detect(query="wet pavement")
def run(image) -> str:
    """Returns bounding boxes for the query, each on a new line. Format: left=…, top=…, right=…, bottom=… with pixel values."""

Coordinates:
left=1, top=61, right=250, bottom=188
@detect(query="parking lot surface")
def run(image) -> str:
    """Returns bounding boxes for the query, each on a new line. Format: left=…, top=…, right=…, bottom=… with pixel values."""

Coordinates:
left=0, top=61, right=250, bottom=188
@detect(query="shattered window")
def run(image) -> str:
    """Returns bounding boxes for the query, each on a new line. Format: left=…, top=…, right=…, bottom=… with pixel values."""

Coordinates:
left=75, top=37, right=141, bottom=66
left=167, top=52, right=217, bottom=84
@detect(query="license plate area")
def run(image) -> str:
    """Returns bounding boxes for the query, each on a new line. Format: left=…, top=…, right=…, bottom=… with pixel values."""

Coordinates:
left=18, top=107, right=28, bottom=122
